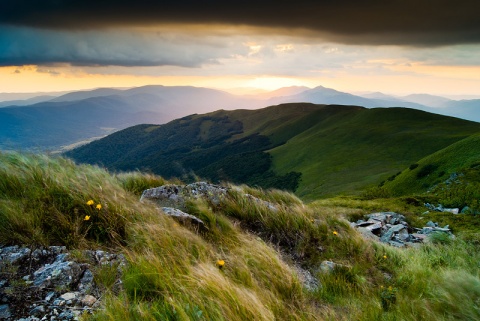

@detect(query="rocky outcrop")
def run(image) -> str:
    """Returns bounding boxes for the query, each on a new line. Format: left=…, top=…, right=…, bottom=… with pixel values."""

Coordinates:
left=351, top=212, right=454, bottom=247
left=140, top=182, right=229, bottom=211
left=0, top=246, right=126, bottom=321
left=141, top=182, right=279, bottom=225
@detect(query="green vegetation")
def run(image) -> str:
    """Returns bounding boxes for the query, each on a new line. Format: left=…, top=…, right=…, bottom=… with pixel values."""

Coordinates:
left=66, top=113, right=301, bottom=192
left=270, top=107, right=480, bottom=200
left=384, top=133, right=480, bottom=195
left=66, top=104, right=480, bottom=200
left=2, top=152, right=480, bottom=320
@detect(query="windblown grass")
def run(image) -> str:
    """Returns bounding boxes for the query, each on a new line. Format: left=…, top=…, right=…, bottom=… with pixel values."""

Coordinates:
left=1, top=152, right=479, bottom=320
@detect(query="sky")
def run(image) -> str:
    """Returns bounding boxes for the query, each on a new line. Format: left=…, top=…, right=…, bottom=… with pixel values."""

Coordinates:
left=1, top=0, right=480, bottom=96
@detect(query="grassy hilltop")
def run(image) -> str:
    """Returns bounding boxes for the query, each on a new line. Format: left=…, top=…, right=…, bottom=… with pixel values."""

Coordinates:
left=1, top=152, right=480, bottom=320
left=66, top=103, right=480, bottom=200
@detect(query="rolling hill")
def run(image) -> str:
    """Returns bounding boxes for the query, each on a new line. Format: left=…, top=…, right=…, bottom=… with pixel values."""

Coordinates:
left=66, top=103, right=480, bottom=200
left=383, top=132, right=480, bottom=196
left=0, top=86, right=262, bottom=151
left=2, top=84, right=479, bottom=151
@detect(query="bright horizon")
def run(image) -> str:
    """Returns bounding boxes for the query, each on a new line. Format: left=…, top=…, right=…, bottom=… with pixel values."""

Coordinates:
left=1, top=1, right=480, bottom=97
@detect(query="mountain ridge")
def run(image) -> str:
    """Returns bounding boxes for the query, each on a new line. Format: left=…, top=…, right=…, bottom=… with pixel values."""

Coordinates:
left=1, top=84, right=479, bottom=151
left=66, top=103, right=480, bottom=199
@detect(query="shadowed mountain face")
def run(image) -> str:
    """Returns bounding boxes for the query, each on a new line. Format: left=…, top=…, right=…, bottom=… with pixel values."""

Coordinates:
left=66, top=103, right=480, bottom=199
left=0, top=86, right=262, bottom=151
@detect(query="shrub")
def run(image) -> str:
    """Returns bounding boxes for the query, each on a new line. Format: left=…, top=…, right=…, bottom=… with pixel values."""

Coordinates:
left=416, top=164, right=438, bottom=178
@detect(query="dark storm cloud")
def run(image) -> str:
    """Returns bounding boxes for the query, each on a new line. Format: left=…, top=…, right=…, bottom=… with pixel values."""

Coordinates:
left=1, top=0, right=480, bottom=46
left=0, top=26, right=243, bottom=67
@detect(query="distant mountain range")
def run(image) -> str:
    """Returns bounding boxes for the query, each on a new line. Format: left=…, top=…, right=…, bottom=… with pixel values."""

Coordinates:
left=65, top=103, right=480, bottom=199
left=0, top=84, right=479, bottom=151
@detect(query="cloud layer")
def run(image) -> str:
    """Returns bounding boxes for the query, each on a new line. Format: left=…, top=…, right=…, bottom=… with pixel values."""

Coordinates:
left=1, top=0, right=480, bottom=46
left=0, top=27, right=244, bottom=67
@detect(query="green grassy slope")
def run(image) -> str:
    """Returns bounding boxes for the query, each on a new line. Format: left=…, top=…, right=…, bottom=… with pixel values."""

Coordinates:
left=383, top=132, right=480, bottom=195
left=2, top=153, right=480, bottom=320
left=66, top=104, right=480, bottom=200
left=270, top=108, right=480, bottom=200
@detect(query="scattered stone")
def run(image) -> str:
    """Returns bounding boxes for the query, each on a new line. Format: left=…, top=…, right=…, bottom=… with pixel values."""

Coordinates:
left=425, top=221, right=436, bottom=227
left=356, top=227, right=380, bottom=241
left=244, top=194, right=278, bottom=211
left=294, top=266, right=319, bottom=291
left=317, top=260, right=349, bottom=274
left=397, top=228, right=410, bottom=241
left=29, top=305, right=45, bottom=317
left=388, top=241, right=405, bottom=248
left=58, top=310, right=75, bottom=320
left=33, top=254, right=87, bottom=290
left=319, top=261, right=336, bottom=274
left=0, top=246, right=127, bottom=320
left=59, top=292, right=78, bottom=301
left=380, top=224, right=406, bottom=243
left=162, top=207, right=205, bottom=226
left=365, top=222, right=383, bottom=234
left=0, top=304, right=11, bottom=319
left=461, top=206, right=470, bottom=214
left=352, top=212, right=454, bottom=247
left=81, top=295, right=97, bottom=307
left=424, top=203, right=461, bottom=214
left=411, top=233, right=428, bottom=242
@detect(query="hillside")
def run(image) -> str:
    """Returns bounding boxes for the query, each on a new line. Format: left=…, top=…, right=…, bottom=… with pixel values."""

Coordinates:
left=0, top=96, right=167, bottom=151
left=2, top=85, right=479, bottom=151
left=2, top=152, right=480, bottom=320
left=0, top=86, right=261, bottom=151
left=383, top=133, right=480, bottom=196
left=66, top=103, right=480, bottom=199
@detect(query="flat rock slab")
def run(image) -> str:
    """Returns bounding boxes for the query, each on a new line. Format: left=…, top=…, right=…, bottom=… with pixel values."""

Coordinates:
left=162, top=207, right=205, bottom=225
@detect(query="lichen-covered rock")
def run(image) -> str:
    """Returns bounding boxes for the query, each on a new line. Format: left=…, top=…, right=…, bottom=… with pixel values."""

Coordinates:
left=141, top=182, right=228, bottom=211
left=162, top=207, right=205, bottom=225
left=0, top=304, right=11, bottom=319
left=140, top=182, right=279, bottom=226
left=33, top=254, right=87, bottom=290
left=0, top=246, right=126, bottom=321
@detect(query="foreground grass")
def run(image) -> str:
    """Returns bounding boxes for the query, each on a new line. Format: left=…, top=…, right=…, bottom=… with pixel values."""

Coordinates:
left=1, top=152, right=479, bottom=320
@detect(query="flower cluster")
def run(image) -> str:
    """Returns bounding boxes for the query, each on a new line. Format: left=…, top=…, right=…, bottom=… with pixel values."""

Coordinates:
left=380, top=286, right=397, bottom=311
left=84, top=199, right=102, bottom=221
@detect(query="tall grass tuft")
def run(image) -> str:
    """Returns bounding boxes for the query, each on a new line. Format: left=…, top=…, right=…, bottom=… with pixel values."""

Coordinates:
left=0, top=152, right=144, bottom=247
left=2, top=152, right=480, bottom=320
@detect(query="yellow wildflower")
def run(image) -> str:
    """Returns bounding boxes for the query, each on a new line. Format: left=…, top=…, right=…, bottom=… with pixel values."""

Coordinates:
left=216, top=260, right=225, bottom=269
left=84, top=215, right=91, bottom=221
left=96, top=204, right=102, bottom=210
left=333, top=231, right=338, bottom=236
left=383, top=255, right=387, bottom=259
left=86, top=200, right=94, bottom=206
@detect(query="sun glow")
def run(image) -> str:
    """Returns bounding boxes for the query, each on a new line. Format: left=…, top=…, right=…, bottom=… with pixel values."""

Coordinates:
left=246, top=77, right=312, bottom=91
